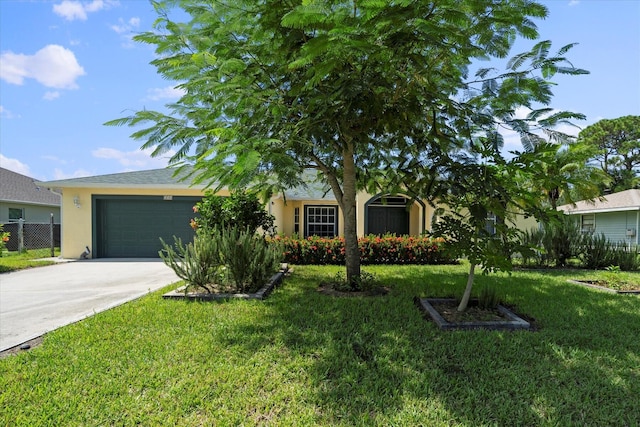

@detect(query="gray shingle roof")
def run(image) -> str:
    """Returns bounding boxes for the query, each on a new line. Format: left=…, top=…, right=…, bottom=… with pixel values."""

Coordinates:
left=35, top=167, right=338, bottom=201
left=558, top=189, right=640, bottom=214
left=281, top=169, right=335, bottom=201
left=0, top=168, right=61, bottom=206
left=35, top=167, right=205, bottom=190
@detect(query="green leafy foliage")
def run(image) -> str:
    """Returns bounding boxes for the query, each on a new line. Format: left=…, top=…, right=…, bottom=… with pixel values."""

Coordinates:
left=160, top=226, right=283, bottom=294
left=478, top=285, right=500, bottom=310
left=429, top=143, right=562, bottom=310
left=580, top=233, right=639, bottom=271
left=332, top=270, right=378, bottom=292
left=217, top=227, right=283, bottom=293
left=159, top=235, right=223, bottom=293
left=192, top=191, right=275, bottom=236
left=0, top=225, right=9, bottom=257
left=276, top=235, right=454, bottom=265
left=106, top=0, right=586, bottom=286
left=520, top=215, right=584, bottom=267
left=578, top=115, right=640, bottom=192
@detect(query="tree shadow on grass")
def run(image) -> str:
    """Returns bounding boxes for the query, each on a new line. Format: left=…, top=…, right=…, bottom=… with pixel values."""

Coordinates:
left=214, top=265, right=640, bottom=425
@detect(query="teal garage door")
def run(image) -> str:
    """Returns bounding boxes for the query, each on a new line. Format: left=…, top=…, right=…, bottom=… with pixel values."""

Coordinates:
left=94, top=196, right=200, bottom=258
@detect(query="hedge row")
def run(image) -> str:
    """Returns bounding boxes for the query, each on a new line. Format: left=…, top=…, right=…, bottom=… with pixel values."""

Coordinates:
left=272, top=235, right=456, bottom=265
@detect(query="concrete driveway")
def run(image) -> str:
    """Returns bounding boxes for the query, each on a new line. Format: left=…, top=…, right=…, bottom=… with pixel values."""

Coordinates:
left=0, top=259, right=180, bottom=352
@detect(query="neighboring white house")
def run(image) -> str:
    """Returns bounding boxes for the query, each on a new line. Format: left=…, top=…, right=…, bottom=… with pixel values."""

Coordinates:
left=0, top=167, right=61, bottom=224
left=558, top=189, right=640, bottom=246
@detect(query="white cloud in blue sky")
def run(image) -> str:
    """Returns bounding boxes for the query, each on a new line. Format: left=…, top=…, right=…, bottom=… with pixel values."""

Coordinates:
left=145, top=86, right=186, bottom=102
left=52, top=0, right=118, bottom=22
left=92, top=147, right=177, bottom=170
left=0, top=45, right=85, bottom=89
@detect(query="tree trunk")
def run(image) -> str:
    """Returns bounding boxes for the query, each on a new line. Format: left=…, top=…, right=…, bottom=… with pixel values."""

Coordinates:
left=457, top=262, right=475, bottom=312
left=342, top=144, right=361, bottom=286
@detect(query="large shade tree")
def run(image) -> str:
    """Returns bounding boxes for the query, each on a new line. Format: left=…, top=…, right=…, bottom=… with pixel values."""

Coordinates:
left=108, top=0, right=585, bottom=285
left=577, top=115, right=640, bottom=192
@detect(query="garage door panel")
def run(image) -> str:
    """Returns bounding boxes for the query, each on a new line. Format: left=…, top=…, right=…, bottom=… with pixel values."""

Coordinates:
left=96, top=197, right=199, bottom=258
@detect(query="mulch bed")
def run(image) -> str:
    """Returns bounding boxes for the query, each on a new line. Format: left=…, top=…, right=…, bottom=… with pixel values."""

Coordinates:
left=317, top=283, right=390, bottom=297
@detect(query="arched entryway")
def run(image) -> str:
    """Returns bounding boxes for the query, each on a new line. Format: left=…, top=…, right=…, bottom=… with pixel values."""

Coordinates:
left=365, top=195, right=412, bottom=236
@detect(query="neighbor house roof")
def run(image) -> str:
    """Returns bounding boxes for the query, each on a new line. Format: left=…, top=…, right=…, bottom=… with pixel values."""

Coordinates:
left=35, top=167, right=206, bottom=190
left=0, top=167, right=61, bottom=206
left=558, top=189, right=640, bottom=214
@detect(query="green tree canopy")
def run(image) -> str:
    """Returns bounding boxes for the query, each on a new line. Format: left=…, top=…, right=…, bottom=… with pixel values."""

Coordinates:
left=520, top=132, right=608, bottom=210
left=107, top=0, right=587, bottom=285
left=578, top=115, right=640, bottom=192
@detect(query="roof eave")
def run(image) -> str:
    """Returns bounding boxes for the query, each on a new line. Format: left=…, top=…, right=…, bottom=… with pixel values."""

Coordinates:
left=35, top=182, right=209, bottom=190
left=562, top=207, right=640, bottom=215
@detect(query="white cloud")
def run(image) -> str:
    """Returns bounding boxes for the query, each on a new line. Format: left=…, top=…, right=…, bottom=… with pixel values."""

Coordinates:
left=92, top=147, right=176, bottom=169
left=0, top=106, right=21, bottom=119
left=568, top=0, right=580, bottom=6
left=42, top=155, right=68, bottom=165
left=43, top=91, right=61, bottom=101
left=53, top=0, right=119, bottom=21
left=0, top=154, right=32, bottom=176
left=145, top=86, right=185, bottom=101
left=0, top=45, right=85, bottom=89
left=53, top=168, right=93, bottom=179
left=110, top=16, right=140, bottom=34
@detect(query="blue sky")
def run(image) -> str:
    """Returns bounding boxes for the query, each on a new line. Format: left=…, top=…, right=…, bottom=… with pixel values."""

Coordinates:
left=1, top=0, right=639, bottom=181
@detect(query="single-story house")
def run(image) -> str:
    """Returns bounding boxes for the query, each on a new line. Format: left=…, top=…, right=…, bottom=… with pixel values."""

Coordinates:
left=36, top=168, right=436, bottom=259
left=1, top=167, right=61, bottom=224
left=558, top=189, right=640, bottom=246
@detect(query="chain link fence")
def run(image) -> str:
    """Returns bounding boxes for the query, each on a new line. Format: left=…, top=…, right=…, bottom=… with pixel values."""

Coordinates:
left=1, top=218, right=60, bottom=253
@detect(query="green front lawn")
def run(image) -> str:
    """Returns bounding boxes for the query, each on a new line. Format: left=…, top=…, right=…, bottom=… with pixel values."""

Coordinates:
left=0, top=247, right=61, bottom=273
left=1, top=264, right=638, bottom=426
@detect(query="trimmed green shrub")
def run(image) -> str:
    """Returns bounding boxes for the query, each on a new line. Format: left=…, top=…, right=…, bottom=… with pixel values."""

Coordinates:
left=275, top=234, right=455, bottom=265
left=192, top=191, right=275, bottom=236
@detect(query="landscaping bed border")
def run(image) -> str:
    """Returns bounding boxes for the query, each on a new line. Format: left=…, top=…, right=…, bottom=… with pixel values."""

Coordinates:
left=416, top=297, right=531, bottom=331
left=162, top=265, right=289, bottom=301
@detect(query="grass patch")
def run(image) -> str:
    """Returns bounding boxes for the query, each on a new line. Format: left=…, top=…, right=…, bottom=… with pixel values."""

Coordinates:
left=0, top=248, right=60, bottom=273
left=1, top=264, right=639, bottom=425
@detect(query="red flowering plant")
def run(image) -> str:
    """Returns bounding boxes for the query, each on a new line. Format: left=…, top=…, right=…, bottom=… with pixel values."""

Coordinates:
left=0, top=224, right=10, bottom=257
left=276, top=234, right=454, bottom=265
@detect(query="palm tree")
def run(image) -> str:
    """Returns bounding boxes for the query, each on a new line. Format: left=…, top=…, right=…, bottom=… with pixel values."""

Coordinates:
left=521, top=130, right=607, bottom=210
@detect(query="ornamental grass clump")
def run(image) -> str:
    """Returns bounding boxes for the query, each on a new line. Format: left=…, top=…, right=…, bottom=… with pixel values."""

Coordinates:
left=159, top=235, right=223, bottom=294
left=159, top=190, right=283, bottom=294
left=217, top=226, right=282, bottom=293
left=160, top=227, right=283, bottom=294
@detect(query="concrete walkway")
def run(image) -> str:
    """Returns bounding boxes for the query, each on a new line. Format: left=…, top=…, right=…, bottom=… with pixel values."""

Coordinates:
left=0, top=259, right=180, bottom=352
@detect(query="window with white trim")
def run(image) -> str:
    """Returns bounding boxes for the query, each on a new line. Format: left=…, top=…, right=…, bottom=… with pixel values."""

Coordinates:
left=305, top=206, right=338, bottom=237
left=485, top=212, right=497, bottom=236
left=581, top=214, right=595, bottom=233
left=294, top=207, right=300, bottom=235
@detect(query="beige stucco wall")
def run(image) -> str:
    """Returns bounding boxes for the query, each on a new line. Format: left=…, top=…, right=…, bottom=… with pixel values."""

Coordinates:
left=59, top=186, right=435, bottom=258
left=273, top=191, right=433, bottom=238
left=59, top=187, right=217, bottom=258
